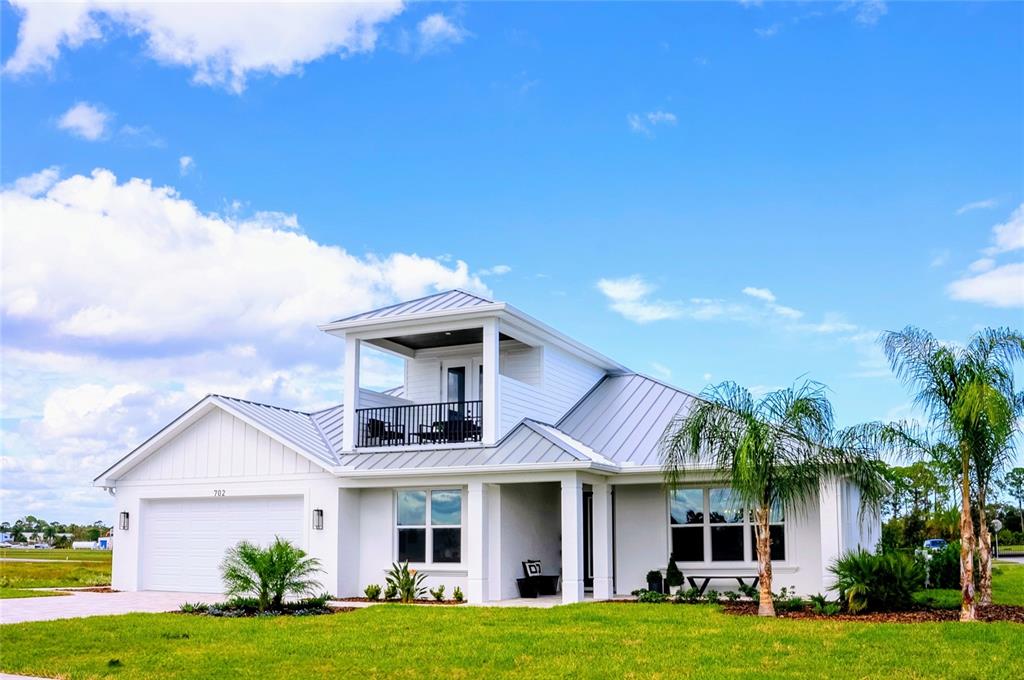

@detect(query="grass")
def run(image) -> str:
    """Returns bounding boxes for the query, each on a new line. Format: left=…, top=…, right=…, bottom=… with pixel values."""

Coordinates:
left=913, top=561, right=1024, bottom=609
left=0, top=588, right=67, bottom=599
left=0, top=548, right=112, bottom=561
left=1001, top=545, right=1024, bottom=553
left=1, top=563, right=1022, bottom=679
left=0, top=550, right=111, bottom=596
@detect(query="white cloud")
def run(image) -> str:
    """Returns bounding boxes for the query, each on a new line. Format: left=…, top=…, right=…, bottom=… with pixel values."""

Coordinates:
left=596, top=276, right=682, bottom=323
left=754, top=24, right=782, bottom=38
left=479, top=264, right=511, bottom=277
left=628, top=110, right=678, bottom=137
left=842, top=1, right=888, bottom=26
left=929, top=250, right=950, bottom=268
left=769, top=304, right=803, bottom=320
left=57, top=102, right=109, bottom=140
left=3, top=1, right=404, bottom=93
left=1, top=166, right=494, bottom=520
left=956, top=198, right=998, bottom=216
left=947, top=204, right=1024, bottom=308
left=179, top=156, right=195, bottom=176
left=416, top=13, right=469, bottom=54
left=650, top=362, right=672, bottom=380
left=948, top=263, right=1024, bottom=308
left=742, top=286, right=776, bottom=303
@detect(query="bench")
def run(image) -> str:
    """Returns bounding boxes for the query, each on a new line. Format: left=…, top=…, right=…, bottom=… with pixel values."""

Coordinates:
left=685, top=574, right=759, bottom=596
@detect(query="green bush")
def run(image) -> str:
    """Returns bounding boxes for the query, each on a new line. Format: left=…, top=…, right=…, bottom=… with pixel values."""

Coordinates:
left=383, top=582, right=398, bottom=601
left=429, top=584, right=446, bottom=601
left=677, top=587, right=702, bottom=604
left=809, top=593, right=840, bottom=616
left=722, top=590, right=741, bottom=602
left=385, top=561, right=427, bottom=603
left=220, top=537, right=322, bottom=612
left=665, top=558, right=683, bottom=589
left=635, top=589, right=668, bottom=603
left=918, top=542, right=960, bottom=589
left=363, top=584, right=382, bottom=600
left=452, top=586, right=464, bottom=603
left=829, top=549, right=924, bottom=613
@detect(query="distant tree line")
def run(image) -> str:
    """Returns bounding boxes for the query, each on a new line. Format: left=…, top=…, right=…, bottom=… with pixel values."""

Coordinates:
left=0, top=516, right=111, bottom=547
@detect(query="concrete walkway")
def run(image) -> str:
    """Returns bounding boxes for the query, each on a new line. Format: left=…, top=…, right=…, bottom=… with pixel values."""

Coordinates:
left=0, top=590, right=223, bottom=625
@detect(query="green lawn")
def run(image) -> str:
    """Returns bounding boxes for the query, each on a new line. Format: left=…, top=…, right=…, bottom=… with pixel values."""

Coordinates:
left=0, top=588, right=67, bottom=600
left=0, top=549, right=112, bottom=561
left=0, top=551, right=111, bottom=596
left=2, top=564, right=1020, bottom=679
left=914, top=561, right=1024, bottom=609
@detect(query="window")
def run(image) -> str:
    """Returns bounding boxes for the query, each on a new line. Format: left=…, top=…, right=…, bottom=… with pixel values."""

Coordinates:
left=396, top=489, right=462, bottom=564
left=669, top=488, right=786, bottom=563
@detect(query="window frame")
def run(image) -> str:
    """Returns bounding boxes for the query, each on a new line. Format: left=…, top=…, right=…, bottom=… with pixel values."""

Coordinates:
left=667, top=487, right=788, bottom=566
left=394, top=487, right=465, bottom=566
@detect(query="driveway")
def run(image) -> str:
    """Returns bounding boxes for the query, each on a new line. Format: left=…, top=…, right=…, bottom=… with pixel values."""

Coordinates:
left=0, top=590, right=224, bottom=625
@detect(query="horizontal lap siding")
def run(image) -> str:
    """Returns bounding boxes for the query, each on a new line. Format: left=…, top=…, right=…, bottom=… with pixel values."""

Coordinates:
left=122, top=409, right=320, bottom=481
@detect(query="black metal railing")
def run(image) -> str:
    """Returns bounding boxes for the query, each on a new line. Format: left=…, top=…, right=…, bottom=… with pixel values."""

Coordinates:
left=354, top=400, right=483, bottom=448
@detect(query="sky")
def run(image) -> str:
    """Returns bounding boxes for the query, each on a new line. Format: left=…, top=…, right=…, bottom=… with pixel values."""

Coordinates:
left=1, top=1, right=1022, bottom=524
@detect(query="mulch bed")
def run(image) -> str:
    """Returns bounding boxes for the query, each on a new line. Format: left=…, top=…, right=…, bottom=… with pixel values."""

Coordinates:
left=333, top=597, right=466, bottom=605
left=59, top=586, right=118, bottom=593
left=722, top=601, right=1024, bottom=623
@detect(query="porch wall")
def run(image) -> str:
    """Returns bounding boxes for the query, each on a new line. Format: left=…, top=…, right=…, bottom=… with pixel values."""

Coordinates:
left=613, top=484, right=825, bottom=597
left=494, top=482, right=561, bottom=599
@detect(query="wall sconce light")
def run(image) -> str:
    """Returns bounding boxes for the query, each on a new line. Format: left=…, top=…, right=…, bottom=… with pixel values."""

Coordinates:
left=119, top=511, right=129, bottom=531
left=312, top=508, right=324, bottom=531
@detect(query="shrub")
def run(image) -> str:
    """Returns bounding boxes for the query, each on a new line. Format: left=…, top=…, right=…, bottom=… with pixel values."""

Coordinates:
left=385, top=561, right=427, bottom=603
left=737, top=582, right=758, bottom=599
left=220, top=537, right=322, bottom=613
left=703, top=590, right=721, bottom=605
left=771, top=586, right=804, bottom=612
left=452, top=586, right=464, bottom=603
left=429, top=584, right=446, bottom=601
left=363, top=584, right=382, bottom=600
left=677, top=586, right=702, bottom=604
left=829, top=548, right=924, bottom=613
left=916, top=541, right=964, bottom=590
left=665, top=558, right=683, bottom=589
left=722, top=590, right=741, bottom=602
left=384, top=582, right=398, bottom=601
left=178, top=601, right=208, bottom=614
left=635, top=589, right=667, bottom=603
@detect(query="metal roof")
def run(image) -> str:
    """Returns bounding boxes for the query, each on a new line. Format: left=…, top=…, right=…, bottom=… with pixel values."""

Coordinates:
left=556, top=373, right=697, bottom=467
left=331, top=289, right=494, bottom=324
left=212, top=395, right=338, bottom=467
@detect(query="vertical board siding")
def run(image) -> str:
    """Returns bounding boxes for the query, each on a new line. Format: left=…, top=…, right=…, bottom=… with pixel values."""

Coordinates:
left=122, top=409, right=324, bottom=481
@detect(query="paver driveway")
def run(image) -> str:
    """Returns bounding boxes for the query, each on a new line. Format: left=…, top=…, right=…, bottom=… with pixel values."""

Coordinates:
left=0, top=590, right=224, bottom=624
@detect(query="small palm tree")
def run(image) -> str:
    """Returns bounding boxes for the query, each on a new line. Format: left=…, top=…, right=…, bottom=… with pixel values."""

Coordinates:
left=220, top=537, right=322, bottom=612
left=881, top=326, right=1023, bottom=620
left=661, top=379, right=888, bottom=617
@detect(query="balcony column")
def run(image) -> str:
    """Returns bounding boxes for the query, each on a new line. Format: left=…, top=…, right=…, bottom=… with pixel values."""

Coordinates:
left=561, top=472, right=584, bottom=604
left=592, top=480, right=614, bottom=600
left=342, top=336, right=360, bottom=452
left=481, top=318, right=500, bottom=445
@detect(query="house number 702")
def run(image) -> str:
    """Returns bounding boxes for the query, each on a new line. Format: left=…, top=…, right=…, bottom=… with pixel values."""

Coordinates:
left=213, top=489, right=226, bottom=496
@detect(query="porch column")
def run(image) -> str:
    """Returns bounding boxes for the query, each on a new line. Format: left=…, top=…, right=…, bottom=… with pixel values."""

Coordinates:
left=818, top=477, right=842, bottom=592
left=481, top=317, right=500, bottom=445
left=341, top=336, right=360, bottom=452
left=592, top=480, right=614, bottom=600
left=561, top=473, right=584, bottom=603
left=467, top=481, right=490, bottom=603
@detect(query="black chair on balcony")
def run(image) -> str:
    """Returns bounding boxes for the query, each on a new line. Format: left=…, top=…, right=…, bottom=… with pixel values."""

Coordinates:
left=415, top=409, right=482, bottom=444
left=365, top=418, right=406, bottom=446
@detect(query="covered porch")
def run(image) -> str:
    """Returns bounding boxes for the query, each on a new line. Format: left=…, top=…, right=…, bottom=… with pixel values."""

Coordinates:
left=465, top=472, right=615, bottom=605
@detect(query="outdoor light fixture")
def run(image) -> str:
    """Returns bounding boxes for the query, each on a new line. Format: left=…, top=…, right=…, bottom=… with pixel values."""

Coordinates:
left=119, top=511, right=129, bottom=531
left=313, top=508, right=324, bottom=531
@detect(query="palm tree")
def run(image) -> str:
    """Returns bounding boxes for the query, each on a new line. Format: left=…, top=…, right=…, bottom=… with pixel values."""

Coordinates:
left=220, top=537, right=322, bottom=612
left=881, top=326, right=1023, bottom=621
left=661, top=379, right=888, bottom=617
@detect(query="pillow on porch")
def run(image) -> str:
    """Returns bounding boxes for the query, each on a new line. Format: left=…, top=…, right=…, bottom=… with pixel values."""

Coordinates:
left=523, top=560, right=543, bottom=577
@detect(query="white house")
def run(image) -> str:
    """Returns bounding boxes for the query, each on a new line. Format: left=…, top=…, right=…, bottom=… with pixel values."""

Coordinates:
left=95, top=290, right=879, bottom=603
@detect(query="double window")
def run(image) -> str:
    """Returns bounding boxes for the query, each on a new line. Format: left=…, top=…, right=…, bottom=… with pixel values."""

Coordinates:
left=670, top=487, right=785, bottom=563
left=396, top=489, right=462, bottom=564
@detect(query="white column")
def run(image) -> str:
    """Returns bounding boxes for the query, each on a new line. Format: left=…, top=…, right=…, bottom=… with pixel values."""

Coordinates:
left=818, top=477, right=842, bottom=592
left=487, top=485, right=503, bottom=601
left=467, top=481, right=490, bottom=603
left=336, top=488, right=361, bottom=597
left=561, top=473, right=584, bottom=603
left=481, top=318, right=500, bottom=445
left=342, top=336, right=361, bottom=452
left=592, top=480, right=614, bottom=600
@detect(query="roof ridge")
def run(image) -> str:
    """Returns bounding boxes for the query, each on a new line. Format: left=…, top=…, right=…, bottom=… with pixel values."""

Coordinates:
left=330, top=288, right=494, bottom=324
left=210, top=394, right=312, bottom=416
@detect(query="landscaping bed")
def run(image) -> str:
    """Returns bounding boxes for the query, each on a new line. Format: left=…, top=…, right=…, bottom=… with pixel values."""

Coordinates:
left=334, top=596, right=466, bottom=605
left=722, top=600, right=1024, bottom=623
left=178, top=595, right=345, bottom=618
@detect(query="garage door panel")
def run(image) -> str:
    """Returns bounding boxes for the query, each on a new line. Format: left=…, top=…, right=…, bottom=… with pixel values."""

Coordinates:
left=141, top=496, right=304, bottom=593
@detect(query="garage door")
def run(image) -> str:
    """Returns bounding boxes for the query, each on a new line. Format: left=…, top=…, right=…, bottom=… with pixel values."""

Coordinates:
left=141, top=496, right=304, bottom=593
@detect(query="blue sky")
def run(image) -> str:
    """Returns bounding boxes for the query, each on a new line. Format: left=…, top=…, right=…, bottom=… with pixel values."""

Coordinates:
left=1, top=1, right=1022, bottom=522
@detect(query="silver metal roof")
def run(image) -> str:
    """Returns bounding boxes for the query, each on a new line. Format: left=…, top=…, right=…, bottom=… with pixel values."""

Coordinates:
left=331, top=289, right=494, bottom=324
left=212, top=395, right=338, bottom=467
left=556, top=374, right=696, bottom=467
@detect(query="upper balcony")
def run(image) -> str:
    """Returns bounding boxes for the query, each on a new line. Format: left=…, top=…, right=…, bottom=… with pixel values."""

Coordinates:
left=318, top=290, right=627, bottom=451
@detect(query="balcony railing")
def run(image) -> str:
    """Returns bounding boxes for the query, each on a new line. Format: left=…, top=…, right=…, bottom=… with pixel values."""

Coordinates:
left=354, top=400, right=483, bottom=448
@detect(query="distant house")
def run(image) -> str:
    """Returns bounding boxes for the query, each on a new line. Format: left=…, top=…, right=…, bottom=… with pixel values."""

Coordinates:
left=98, top=534, right=113, bottom=550
left=95, top=290, right=879, bottom=602
left=72, top=541, right=99, bottom=550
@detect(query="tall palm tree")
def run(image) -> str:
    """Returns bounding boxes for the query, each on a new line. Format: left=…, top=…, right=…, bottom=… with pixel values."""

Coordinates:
left=881, top=326, right=1023, bottom=621
left=661, top=379, right=888, bottom=617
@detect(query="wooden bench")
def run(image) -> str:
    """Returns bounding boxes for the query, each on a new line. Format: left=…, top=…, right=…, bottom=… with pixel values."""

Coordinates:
left=685, top=574, right=759, bottom=596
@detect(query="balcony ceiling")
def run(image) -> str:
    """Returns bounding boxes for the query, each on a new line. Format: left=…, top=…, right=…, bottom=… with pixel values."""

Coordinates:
left=384, top=328, right=514, bottom=351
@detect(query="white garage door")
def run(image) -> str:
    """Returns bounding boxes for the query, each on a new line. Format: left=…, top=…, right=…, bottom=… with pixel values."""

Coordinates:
left=141, top=496, right=304, bottom=593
